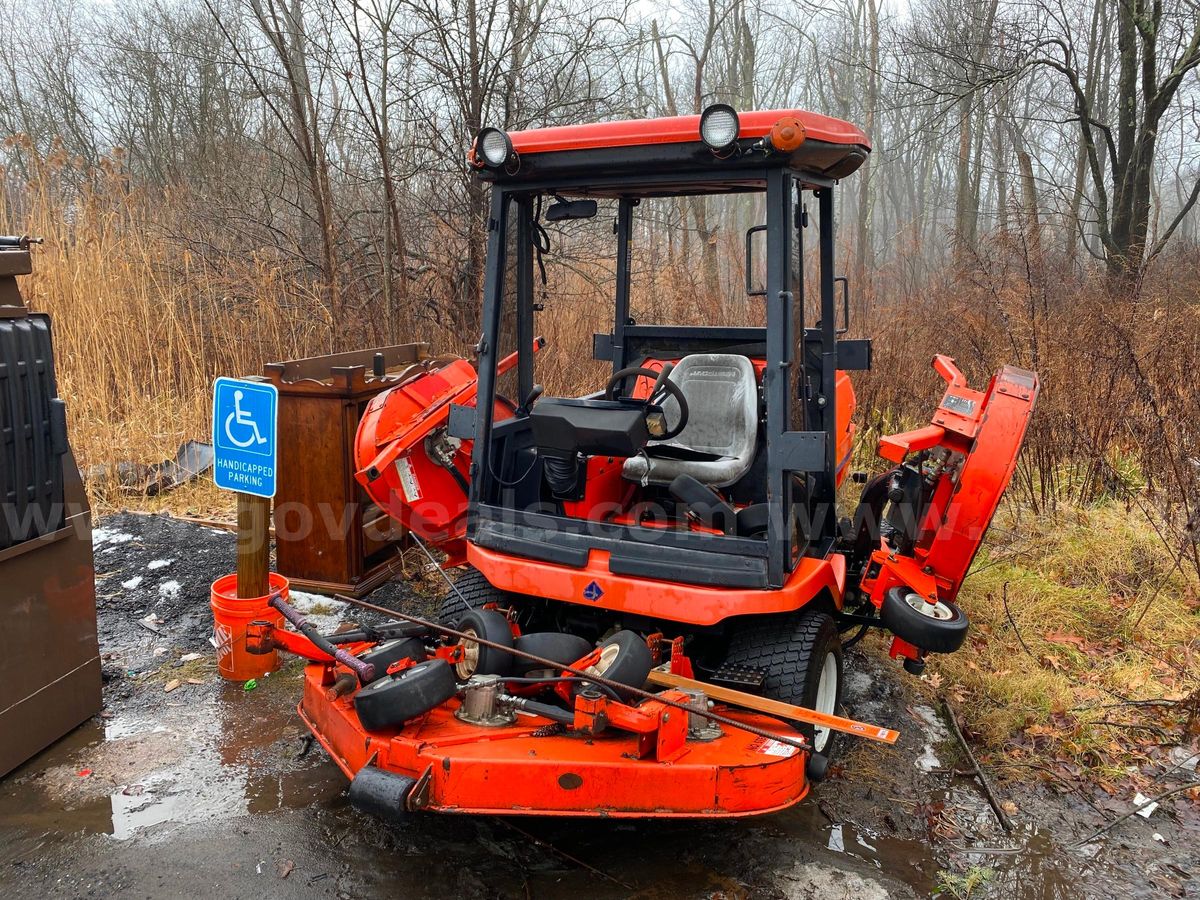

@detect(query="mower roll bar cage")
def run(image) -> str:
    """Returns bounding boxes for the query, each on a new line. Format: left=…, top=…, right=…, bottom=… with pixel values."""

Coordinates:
left=467, top=166, right=864, bottom=589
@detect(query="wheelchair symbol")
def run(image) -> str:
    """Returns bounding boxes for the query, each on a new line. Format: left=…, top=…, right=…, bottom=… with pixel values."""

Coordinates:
left=223, top=390, right=269, bottom=449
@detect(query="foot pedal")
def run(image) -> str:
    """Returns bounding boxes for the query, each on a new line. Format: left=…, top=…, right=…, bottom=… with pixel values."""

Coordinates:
left=710, top=664, right=766, bottom=691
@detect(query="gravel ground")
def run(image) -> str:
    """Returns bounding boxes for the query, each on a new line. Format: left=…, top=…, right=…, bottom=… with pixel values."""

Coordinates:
left=0, top=511, right=1196, bottom=899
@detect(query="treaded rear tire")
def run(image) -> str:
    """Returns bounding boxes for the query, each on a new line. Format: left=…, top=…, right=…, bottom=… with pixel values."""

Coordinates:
left=437, top=566, right=510, bottom=624
left=724, top=609, right=844, bottom=758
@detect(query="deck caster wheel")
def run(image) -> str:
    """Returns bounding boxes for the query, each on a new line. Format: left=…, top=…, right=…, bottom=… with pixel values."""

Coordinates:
left=512, top=632, right=593, bottom=677
left=354, top=659, right=456, bottom=732
left=453, top=609, right=515, bottom=679
left=578, top=630, right=652, bottom=697
left=348, top=767, right=417, bottom=825
left=881, top=586, right=969, bottom=654
left=806, top=752, right=829, bottom=783
left=357, top=637, right=426, bottom=682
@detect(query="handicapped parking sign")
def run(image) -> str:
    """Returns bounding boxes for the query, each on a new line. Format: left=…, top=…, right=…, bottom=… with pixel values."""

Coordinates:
left=212, top=377, right=278, bottom=498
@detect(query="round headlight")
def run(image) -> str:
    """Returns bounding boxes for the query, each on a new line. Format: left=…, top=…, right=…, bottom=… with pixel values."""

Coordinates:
left=699, top=104, right=740, bottom=151
left=476, top=127, right=513, bottom=168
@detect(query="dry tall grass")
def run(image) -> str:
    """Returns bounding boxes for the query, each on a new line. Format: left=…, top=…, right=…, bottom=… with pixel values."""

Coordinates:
left=2, top=156, right=343, bottom=505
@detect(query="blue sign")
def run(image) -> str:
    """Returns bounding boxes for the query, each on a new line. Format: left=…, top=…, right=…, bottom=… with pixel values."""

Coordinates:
left=212, top=377, right=278, bottom=498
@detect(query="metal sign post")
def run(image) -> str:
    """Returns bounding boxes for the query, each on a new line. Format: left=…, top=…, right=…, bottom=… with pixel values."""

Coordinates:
left=212, top=377, right=279, bottom=599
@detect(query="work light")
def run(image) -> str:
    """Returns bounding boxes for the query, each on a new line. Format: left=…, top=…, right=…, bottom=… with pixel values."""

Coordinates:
left=699, top=104, right=740, bottom=152
left=476, top=127, right=514, bottom=168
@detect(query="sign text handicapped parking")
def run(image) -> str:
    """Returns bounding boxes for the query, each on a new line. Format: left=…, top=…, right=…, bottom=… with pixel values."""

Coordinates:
left=212, top=377, right=278, bottom=499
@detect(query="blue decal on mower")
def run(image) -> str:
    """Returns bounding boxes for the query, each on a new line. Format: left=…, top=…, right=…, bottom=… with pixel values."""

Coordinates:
left=583, top=581, right=604, bottom=601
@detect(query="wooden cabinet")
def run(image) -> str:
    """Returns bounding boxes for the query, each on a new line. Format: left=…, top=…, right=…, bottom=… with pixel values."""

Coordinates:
left=264, top=343, right=430, bottom=597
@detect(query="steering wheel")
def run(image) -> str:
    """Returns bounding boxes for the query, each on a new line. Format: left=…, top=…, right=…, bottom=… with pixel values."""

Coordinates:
left=603, top=364, right=689, bottom=440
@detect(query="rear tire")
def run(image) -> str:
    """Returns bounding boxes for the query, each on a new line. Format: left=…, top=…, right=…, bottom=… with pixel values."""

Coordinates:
left=724, top=609, right=844, bottom=758
left=437, top=566, right=510, bottom=624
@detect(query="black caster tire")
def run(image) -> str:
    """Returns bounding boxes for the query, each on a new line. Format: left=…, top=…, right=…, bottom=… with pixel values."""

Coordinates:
left=354, top=659, right=456, bottom=732
left=578, top=630, right=652, bottom=697
left=512, top=632, right=594, bottom=676
left=881, top=586, right=969, bottom=653
left=453, top=608, right=514, bottom=679
left=358, top=637, right=426, bottom=682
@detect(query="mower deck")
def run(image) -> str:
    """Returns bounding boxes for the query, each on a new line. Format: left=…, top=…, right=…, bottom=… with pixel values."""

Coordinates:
left=298, top=662, right=809, bottom=818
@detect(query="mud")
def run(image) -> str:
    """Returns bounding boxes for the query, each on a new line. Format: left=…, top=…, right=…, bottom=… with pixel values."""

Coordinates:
left=1, top=511, right=1197, bottom=898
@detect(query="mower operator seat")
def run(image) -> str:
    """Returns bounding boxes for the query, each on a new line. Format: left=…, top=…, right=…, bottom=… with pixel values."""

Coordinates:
left=622, top=353, right=759, bottom=488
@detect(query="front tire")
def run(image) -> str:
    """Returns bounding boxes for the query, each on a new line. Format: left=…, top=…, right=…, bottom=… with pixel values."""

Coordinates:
left=724, top=609, right=844, bottom=757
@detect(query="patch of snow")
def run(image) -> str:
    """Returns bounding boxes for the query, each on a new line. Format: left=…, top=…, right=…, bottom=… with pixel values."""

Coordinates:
left=286, top=590, right=350, bottom=632
left=93, top=528, right=135, bottom=550
left=1168, top=747, right=1199, bottom=772
left=911, top=704, right=950, bottom=773
left=147, top=559, right=174, bottom=570
left=93, top=528, right=135, bottom=545
left=1132, top=792, right=1159, bottom=818
left=158, top=580, right=182, bottom=600
left=121, top=576, right=144, bottom=590
left=777, top=862, right=890, bottom=900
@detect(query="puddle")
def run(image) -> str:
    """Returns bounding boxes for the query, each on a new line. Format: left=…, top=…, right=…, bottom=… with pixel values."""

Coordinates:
left=0, top=675, right=345, bottom=845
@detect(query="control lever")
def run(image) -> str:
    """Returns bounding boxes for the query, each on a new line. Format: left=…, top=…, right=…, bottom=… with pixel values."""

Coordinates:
left=649, top=362, right=675, bottom=402
left=518, top=383, right=544, bottom=416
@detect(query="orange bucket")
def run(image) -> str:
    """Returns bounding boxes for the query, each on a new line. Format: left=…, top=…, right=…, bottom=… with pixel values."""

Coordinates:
left=210, top=572, right=289, bottom=681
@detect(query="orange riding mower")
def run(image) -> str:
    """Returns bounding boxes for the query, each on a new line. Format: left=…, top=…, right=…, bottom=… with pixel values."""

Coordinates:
left=248, top=106, right=1037, bottom=820
left=252, top=350, right=1033, bottom=820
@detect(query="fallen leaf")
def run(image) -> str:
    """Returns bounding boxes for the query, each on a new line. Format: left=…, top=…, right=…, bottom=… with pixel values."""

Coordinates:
left=1044, top=632, right=1088, bottom=648
left=277, top=859, right=294, bottom=879
left=1000, top=799, right=1018, bottom=814
left=164, top=679, right=181, bottom=693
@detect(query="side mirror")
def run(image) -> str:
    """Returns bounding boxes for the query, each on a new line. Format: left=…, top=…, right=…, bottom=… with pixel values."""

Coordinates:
left=745, top=224, right=767, bottom=297
left=546, top=199, right=598, bottom=222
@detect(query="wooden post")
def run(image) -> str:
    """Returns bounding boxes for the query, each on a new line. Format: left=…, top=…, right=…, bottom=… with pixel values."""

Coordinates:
left=236, top=493, right=271, bottom=598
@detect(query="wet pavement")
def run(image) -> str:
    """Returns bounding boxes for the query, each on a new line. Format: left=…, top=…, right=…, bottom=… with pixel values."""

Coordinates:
left=1, top=512, right=1197, bottom=898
